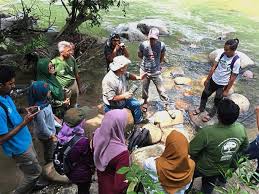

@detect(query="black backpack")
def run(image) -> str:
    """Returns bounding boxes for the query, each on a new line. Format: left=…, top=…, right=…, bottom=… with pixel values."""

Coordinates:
left=128, top=127, right=150, bottom=152
left=53, top=135, right=83, bottom=175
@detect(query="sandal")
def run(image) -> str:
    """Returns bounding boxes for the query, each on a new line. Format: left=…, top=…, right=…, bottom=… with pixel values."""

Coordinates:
left=202, top=115, right=211, bottom=122
left=142, top=104, right=148, bottom=113
left=192, top=108, right=201, bottom=115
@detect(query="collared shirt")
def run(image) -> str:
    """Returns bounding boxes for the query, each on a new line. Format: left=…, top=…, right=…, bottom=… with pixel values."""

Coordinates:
left=0, top=95, right=32, bottom=157
left=51, top=56, right=78, bottom=88
left=102, top=70, right=129, bottom=106
left=139, top=40, right=166, bottom=73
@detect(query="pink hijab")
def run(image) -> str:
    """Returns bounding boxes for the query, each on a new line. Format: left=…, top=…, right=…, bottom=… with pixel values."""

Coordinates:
left=93, top=109, right=128, bottom=171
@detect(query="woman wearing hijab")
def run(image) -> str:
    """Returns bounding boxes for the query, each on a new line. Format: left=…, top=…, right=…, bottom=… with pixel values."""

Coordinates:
left=57, top=108, right=94, bottom=194
left=144, top=130, right=195, bottom=194
left=93, top=109, right=130, bottom=194
left=28, top=81, right=57, bottom=164
left=36, top=58, right=70, bottom=118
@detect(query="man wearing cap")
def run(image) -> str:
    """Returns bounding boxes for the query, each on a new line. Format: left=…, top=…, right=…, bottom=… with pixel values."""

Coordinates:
left=138, top=27, right=169, bottom=112
left=104, top=33, right=129, bottom=72
left=102, top=56, right=147, bottom=124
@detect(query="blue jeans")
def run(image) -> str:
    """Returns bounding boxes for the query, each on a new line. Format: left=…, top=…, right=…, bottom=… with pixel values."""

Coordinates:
left=104, top=98, right=143, bottom=124
left=245, top=135, right=259, bottom=172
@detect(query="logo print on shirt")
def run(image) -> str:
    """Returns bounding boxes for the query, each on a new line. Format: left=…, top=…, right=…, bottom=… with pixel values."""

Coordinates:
left=218, top=138, right=240, bottom=161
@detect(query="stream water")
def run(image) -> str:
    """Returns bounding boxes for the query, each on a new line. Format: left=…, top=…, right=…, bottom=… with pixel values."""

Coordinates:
left=1, top=0, right=259, bottom=193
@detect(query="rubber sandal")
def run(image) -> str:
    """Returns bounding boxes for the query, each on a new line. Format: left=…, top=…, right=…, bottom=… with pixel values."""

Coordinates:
left=142, top=104, right=148, bottom=113
left=202, top=115, right=211, bottom=122
left=192, top=108, right=201, bottom=115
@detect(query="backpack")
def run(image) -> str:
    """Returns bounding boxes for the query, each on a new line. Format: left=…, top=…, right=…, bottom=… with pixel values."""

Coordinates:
left=0, top=101, right=14, bottom=129
left=217, top=53, right=240, bottom=74
left=128, top=127, right=150, bottom=152
left=53, top=135, right=83, bottom=175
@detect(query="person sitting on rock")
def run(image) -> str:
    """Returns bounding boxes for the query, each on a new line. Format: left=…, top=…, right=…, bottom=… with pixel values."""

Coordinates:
left=102, top=55, right=147, bottom=124
left=28, top=81, right=57, bottom=165
left=51, top=41, right=82, bottom=108
left=144, top=130, right=195, bottom=194
left=0, top=65, right=42, bottom=193
left=189, top=98, right=249, bottom=194
left=245, top=106, right=259, bottom=185
left=93, top=109, right=129, bottom=194
left=104, top=32, right=129, bottom=72
left=36, top=58, right=70, bottom=118
left=192, top=38, right=241, bottom=122
left=57, top=107, right=94, bottom=194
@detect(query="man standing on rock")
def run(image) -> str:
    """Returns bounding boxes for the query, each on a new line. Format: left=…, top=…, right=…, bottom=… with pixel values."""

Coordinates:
left=138, top=27, right=168, bottom=112
left=51, top=41, right=82, bottom=108
left=102, top=56, right=147, bottom=124
left=104, top=32, right=129, bottom=72
left=189, top=98, right=248, bottom=194
left=0, top=65, right=42, bottom=194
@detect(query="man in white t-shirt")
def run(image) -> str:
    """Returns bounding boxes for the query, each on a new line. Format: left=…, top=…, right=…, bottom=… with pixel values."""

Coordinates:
left=193, top=39, right=241, bottom=122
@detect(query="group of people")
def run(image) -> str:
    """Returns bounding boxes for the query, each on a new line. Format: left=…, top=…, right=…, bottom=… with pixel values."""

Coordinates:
left=0, top=26, right=258, bottom=194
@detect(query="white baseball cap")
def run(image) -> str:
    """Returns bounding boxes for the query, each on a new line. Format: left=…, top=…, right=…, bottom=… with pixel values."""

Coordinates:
left=148, top=28, right=160, bottom=39
left=109, top=56, right=131, bottom=71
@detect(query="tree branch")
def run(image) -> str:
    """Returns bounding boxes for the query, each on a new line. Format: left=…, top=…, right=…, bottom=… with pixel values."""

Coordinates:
left=60, top=0, right=70, bottom=15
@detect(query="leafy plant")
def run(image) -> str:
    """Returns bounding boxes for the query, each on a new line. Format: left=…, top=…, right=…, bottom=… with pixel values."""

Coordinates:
left=117, top=163, right=164, bottom=194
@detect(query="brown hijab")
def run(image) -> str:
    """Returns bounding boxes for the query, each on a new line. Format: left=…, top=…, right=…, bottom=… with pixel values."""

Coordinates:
left=156, top=130, right=195, bottom=194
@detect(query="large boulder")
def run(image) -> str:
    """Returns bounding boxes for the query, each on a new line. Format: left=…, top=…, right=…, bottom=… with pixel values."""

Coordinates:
left=161, top=128, right=191, bottom=143
left=42, top=163, right=70, bottom=183
left=208, top=49, right=254, bottom=68
left=137, top=19, right=169, bottom=35
left=115, top=22, right=146, bottom=41
left=131, top=144, right=165, bottom=168
left=229, top=93, right=250, bottom=113
left=143, top=123, right=162, bottom=144
left=153, top=110, right=184, bottom=128
left=242, top=70, right=254, bottom=79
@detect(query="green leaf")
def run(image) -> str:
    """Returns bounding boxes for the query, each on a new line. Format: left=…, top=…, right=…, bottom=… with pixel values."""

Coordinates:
left=117, top=166, right=130, bottom=174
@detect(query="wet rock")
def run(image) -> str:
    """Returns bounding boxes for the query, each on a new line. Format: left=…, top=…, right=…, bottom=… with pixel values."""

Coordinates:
left=33, top=184, right=77, bottom=194
left=208, top=49, right=254, bottom=68
left=175, top=99, right=190, bottom=111
left=115, top=22, right=146, bottom=41
left=131, top=144, right=165, bottom=168
left=42, top=163, right=70, bottom=183
left=143, top=123, right=162, bottom=144
left=137, top=19, right=169, bottom=35
left=229, top=93, right=250, bottom=113
left=174, top=77, right=192, bottom=85
left=242, top=70, right=253, bottom=79
left=170, top=69, right=185, bottom=78
left=153, top=110, right=184, bottom=128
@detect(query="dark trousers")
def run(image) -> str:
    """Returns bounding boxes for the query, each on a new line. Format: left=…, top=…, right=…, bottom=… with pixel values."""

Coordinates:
left=188, top=168, right=225, bottom=194
left=77, top=182, right=91, bottom=194
left=199, top=78, right=225, bottom=116
left=39, top=138, right=57, bottom=164
left=245, top=137, right=259, bottom=172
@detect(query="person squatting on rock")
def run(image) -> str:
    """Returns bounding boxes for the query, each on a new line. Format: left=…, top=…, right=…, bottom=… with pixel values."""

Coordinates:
left=245, top=106, right=259, bottom=185
left=0, top=65, right=42, bottom=194
left=144, top=130, right=195, bottom=194
left=57, top=108, right=94, bottom=194
left=51, top=41, right=82, bottom=107
left=193, top=38, right=241, bottom=122
left=104, top=32, right=130, bottom=72
left=138, top=27, right=169, bottom=112
left=102, top=55, right=147, bottom=124
left=28, top=81, right=57, bottom=164
left=189, top=98, right=249, bottom=194
left=36, top=58, right=70, bottom=118
left=93, top=109, right=130, bottom=194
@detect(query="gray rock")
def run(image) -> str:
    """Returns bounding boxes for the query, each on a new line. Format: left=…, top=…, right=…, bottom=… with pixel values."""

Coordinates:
left=242, top=70, right=253, bottom=79
left=137, top=19, right=169, bottom=35
left=174, top=77, right=192, bottom=85
left=115, top=22, right=146, bottom=41
left=229, top=93, right=250, bottom=113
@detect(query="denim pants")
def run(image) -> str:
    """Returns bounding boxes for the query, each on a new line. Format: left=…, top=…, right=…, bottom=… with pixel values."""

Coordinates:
left=199, top=78, right=224, bottom=116
left=104, top=98, right=143, bottom=124
left=245, top=136, right=259, bottom=172
left=12, top=145, right=42, bottom=194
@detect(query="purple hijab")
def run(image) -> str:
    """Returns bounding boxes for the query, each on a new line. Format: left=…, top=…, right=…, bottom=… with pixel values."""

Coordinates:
left=57, top=120, right=85, bottom=145
left=93, top=109, right=128, bottom=171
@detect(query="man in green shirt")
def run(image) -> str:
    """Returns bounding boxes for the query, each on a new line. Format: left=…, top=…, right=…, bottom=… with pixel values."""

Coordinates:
left=189, top=98, right=249, bottom=194
left=51, top=41, right=81, bottom=107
